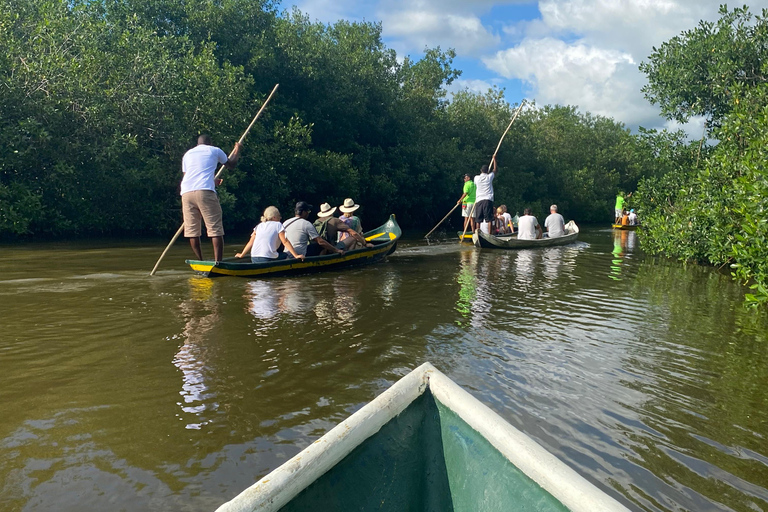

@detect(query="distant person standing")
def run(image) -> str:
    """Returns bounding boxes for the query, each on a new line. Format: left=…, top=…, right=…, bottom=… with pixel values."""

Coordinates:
left=181, top=134, right=242, bottom=261
left=544, top=204, right=565, bottom=238
left=457, top=174, right=477, bottom=233
left=473, top=156, right=498, bottom=233
left=614, top=191, right=631, bottom=224
left=517, top=208, right=542, bottom=240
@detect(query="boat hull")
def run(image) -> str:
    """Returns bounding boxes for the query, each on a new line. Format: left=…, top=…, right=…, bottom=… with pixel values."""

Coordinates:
left=187, top=215, right=401, bottom=277
left=474, top=221, right=579, bottom=249
left=215, top=363, right=629, bottom=512
left=612, top=224, right=640, bottom=230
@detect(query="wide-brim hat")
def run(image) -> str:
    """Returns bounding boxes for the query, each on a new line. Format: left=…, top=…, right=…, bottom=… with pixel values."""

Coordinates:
left=339, top=198, right=360, bottom=213
left=317, top=202, right=337, bottom=217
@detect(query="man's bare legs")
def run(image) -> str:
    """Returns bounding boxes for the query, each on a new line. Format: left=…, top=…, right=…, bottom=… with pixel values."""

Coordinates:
left=212, top=236, right=224, bottom=262
left=189, top=237, right=203, bottom=260
left=189, top=236, right=223, bottom=261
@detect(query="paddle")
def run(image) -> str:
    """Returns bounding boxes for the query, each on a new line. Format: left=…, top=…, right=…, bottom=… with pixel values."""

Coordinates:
left=149, top=84, right=280, bottom=276
left=423, top=203, right=461, bottom=240
left=460, top=100, right=526, bottom=243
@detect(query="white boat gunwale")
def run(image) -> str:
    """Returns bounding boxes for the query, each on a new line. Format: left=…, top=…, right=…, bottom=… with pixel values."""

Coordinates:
left=215, top=362, right=629, bottom=512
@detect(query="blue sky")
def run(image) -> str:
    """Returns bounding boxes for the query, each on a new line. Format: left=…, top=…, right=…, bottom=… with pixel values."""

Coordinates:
left=291, top=0, right=768, bottom=136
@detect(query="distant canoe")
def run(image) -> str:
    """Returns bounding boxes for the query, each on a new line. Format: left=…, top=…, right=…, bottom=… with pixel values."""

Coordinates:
left=612, top=224, right=640, bottom=230
left=187, top=215, right=401, bottom=278
left=474, top=221, right=579, bottom=249
left=215, top=363, right=629, bottom=512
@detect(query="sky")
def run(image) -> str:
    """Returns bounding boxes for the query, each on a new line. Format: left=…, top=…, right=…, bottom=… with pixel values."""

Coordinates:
left=292, top=0, right=768, bottom=136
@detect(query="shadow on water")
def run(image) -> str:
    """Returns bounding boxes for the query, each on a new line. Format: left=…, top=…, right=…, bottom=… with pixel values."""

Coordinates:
left=0, top=229, right=767, bottom=511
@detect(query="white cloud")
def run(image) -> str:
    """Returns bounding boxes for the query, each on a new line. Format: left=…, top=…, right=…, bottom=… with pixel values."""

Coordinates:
left=381, top=9, right=500, bottom=56
left=486, top=0, right=768, bottom=128
left=446, top=78, right=497, bottom=96
left=484, top=37, right=657, bottom=125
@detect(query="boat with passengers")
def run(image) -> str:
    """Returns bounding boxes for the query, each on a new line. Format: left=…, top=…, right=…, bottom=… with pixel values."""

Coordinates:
left=187, top=215, right=401, bottom=278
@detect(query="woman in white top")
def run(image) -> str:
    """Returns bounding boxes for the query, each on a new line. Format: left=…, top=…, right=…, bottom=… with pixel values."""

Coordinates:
left=236, top=206, right=304, bottom=263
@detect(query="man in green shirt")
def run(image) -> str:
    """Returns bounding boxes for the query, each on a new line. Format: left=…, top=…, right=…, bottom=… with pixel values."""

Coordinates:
left=615, top=191, right=631, bottom=223
left=457, top=174, right=477, bottom=232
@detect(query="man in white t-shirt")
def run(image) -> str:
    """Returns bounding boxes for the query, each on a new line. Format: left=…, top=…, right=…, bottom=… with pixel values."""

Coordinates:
left=283, top=201, right=344, bottom=257
left=544, top=204, right=565, bottom=238
left=628, top=209, right=638, bottom=225
left=517, top=208, right=542, bottom=240
left=181, top=134, right=241, bottom=261
left=473, top=155, right=498, bottom=232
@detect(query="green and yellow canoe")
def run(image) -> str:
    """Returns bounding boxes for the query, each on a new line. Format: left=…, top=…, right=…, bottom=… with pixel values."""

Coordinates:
left=215, top=363, right=629, bottom=512
left=187, top=215, right=401, bottom=278
left=612, top=224, right=640, bottom=230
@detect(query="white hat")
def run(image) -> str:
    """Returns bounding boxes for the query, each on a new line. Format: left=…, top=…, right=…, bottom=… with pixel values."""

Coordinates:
left=339, top=198, right=360, bottom=213
left=317, top=202, right=337, bottom=218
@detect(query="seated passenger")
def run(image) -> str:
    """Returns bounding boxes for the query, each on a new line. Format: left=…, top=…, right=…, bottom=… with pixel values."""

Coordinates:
left=517, top=208, right=542, bottom=240
left=284, top=201, right=344, bottom=258
left=621, top=210, right=630, bottom=226
left=544, top=204, right=565, bottom=238
left=628, top=209, right=638, bottom=225
left=337, top=198, right=364, bottom=242
left=499, top=205, right=514, bottom=234
left=495, top=208, right=510, bottom=234
left=313, top=203, right=371, bottom=254
left=235, top=206, right=304, bottom=262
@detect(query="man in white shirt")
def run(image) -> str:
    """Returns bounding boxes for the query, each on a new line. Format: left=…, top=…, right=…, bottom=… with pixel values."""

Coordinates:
left=181, top=134, right=241, bottom=261
left=544, top=204, right=565, bottom=238
left=517, top=208, right=542, bottom=240
left=473, top=156, right=498, bottom=232
left=628, top=209, right=638, bottom=225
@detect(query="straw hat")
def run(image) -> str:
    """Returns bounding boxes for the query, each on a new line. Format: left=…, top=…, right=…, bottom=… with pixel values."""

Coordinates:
left=317, top=202, right=337, bottom=218
left=339, top=198, right=360, bottom=213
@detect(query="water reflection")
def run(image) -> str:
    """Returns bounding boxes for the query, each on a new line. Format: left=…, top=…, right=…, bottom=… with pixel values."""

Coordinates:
left=173, top=278, right=221, bottom=430
left=610, top=231, right=627, bottom=280
left=456, top=250, right=478, bottom=322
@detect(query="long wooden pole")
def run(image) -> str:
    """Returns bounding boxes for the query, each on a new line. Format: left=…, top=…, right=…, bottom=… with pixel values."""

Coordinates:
left=424, top=203, right=461, bottom=239
left=150, top=84, right=280, bottom=276
left=460, top=100, right=526, bottom=242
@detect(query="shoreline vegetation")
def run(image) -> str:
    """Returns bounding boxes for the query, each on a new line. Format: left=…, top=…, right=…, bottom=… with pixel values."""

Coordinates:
left=636, top=5, right=768, bottom=307
left=1, top=1, right=765, bottom=305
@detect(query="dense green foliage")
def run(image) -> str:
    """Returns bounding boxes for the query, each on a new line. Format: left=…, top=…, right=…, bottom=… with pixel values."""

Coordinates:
left=1, top=0, right=657, bottom=239
left=641, top=5, right=768, bottom=127
left=637, top=5, right=768, bottom=306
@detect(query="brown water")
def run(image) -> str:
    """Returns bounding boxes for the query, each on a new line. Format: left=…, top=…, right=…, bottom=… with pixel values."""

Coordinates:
left=1, top=229, right=767, bottom=512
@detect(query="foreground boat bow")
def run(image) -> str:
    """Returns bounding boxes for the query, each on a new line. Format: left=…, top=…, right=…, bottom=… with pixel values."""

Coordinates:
left=216, top=363, right=629, bottom=512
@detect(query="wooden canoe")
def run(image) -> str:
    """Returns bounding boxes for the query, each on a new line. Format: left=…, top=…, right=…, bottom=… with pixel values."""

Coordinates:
left=611, top=224, right=640, bottom=230
left=474, top=221, right=579, bottom=249
left=215, top=363, right=629, bottom=512
left=187, top=215, right=401, bottom=278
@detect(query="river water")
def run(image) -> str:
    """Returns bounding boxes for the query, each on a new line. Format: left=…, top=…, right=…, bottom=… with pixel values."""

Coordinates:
left=1, top=228, right=767, bottom=512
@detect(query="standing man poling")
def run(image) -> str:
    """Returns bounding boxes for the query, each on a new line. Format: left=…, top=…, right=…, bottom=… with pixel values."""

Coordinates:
left=457, top=174, right=477, bottom=233
left=181, top=134, right=242, bottom=262
left=614, top=191, right=631, bottom=224
left=473, top=156, right=498, bottom=233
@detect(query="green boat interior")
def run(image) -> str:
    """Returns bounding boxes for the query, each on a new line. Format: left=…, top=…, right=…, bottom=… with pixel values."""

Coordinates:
left=279, top=390, right=568, bottom=512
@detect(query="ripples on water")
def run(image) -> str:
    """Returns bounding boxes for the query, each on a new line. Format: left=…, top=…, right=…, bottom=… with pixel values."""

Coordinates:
left=0, top=231, right=767, bottom=511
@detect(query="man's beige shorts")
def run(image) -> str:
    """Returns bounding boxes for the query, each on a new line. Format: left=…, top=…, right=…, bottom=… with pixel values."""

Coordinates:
left=182, top=190, right=225, bottom=237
